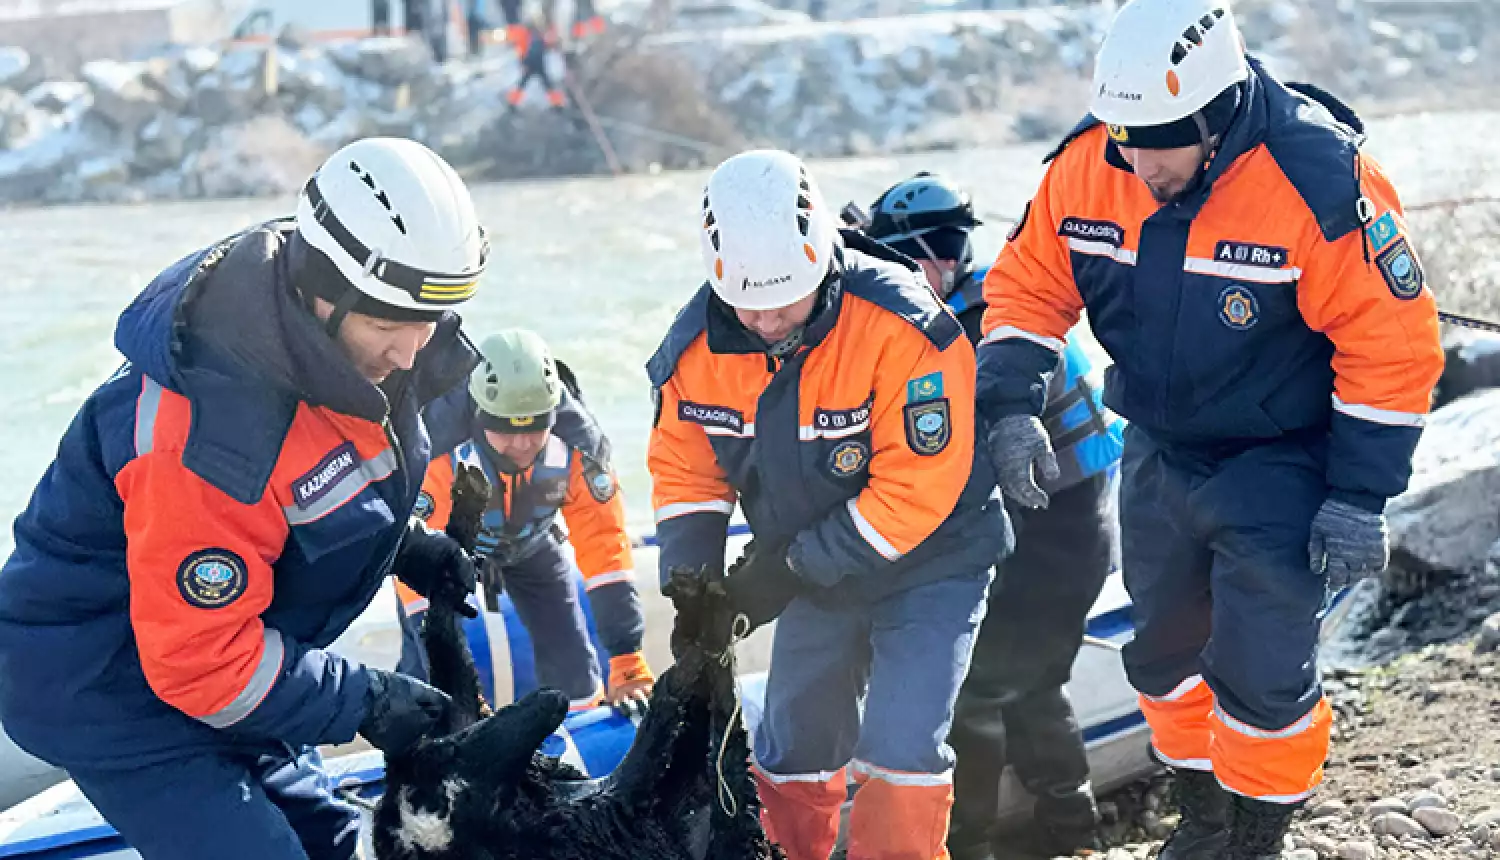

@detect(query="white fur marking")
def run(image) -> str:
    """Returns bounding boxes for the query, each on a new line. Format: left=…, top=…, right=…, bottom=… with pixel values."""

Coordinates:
left=395, top=779, right=467, bottom=854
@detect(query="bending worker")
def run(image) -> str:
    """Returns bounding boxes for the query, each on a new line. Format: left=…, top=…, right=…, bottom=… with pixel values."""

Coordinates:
left=0, top=138, right=488, bottom=859
left=865, top=173, right=1124, bottom=858
left=399, top=329, right=655, bottom=712
left=977, top=1, right=1442, bottom=857
left=650, top=149, right=1011, bottom=860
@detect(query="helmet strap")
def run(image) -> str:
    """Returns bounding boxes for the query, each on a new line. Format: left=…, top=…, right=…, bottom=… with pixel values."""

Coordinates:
left=324, top=286, right=363, bottom=338
left=911, top=231, right=963, bottom=298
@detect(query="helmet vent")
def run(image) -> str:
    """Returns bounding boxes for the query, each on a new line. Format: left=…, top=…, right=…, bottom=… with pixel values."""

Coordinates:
left=1171, top=8, right=1225, bottom=65
left=797, top=213, right=810, bottom=236
left=345, top=160, right=408, bottom=234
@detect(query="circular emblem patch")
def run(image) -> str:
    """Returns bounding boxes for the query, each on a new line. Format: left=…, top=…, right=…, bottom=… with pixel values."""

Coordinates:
left=413, top=491, right=436, bottom=521
left=828, top=440, right=870, bottom=477
left=177, top=548, right=248, bottom=610
left=1218, top=286, right=1259, bottom=330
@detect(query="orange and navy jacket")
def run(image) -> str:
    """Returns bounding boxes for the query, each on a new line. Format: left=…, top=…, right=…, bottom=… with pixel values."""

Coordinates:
left=402, top=388, right=646, bottom=658
left=0, top=224, right=475, bottom=769
left=978, top=60, right=1442, bottom=512
left=647, top=230, right=1010, bottom=601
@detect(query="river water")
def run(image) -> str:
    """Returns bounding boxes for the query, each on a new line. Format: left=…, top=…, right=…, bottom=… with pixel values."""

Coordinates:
left=2, top=111, right=1497, bottom=556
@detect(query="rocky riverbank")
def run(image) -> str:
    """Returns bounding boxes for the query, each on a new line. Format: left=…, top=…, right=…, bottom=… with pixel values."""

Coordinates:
left=0, top=0, right=1494, bottom=206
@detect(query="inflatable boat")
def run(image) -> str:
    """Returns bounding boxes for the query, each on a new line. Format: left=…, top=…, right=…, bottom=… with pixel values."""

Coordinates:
left=0, top=527, right=1153, bottom=858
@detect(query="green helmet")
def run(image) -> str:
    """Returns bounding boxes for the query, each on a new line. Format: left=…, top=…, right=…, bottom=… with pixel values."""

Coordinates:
left=470, top=329, right=562, bottom=432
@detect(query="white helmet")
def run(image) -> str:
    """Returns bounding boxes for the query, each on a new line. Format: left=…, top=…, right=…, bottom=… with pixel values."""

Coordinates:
left=295, top=137, right=489, bottom=316
left=1091, top=0, right=1248, bottom=129
left=700, top=149, right=838, bottom=311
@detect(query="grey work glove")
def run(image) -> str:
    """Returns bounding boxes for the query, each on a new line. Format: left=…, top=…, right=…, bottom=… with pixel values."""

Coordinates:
left=1308, top=498, right=1390, bottom=591
left=987, top=414, right=1060, bottom=509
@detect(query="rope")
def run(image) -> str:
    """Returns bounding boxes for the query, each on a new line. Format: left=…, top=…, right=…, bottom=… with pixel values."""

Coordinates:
left=587, top=115, right=734, bottom=155
left=713, top=613, right=753, bottom=819
left=339, top=787, right=379, bottom=813
left=563, top=74, right=625, bottom=176
left=1439, top=310, right=1500, bottom=335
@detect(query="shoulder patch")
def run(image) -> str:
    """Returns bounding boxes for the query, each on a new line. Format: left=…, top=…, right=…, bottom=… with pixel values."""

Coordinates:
left=906, top=372, right=944, bottom=403
left=903, top=398, right=951, bottom=456
left=1365, top=211, right=1400, bottom=253
left=583, top=456, right=617, bottom=504
left=1375, top=236, right=1424, bottom=300
left=413, top=490, right=436, bottom=521
left=177, top=549, right=249, bottom=609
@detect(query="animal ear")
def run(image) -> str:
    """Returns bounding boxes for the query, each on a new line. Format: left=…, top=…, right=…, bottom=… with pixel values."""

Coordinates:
left=455, top=688, right=570, bottom=776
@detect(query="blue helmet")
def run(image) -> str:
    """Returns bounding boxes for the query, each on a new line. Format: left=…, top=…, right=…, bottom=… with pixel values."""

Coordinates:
left=867, top=173, right=981, bottom=245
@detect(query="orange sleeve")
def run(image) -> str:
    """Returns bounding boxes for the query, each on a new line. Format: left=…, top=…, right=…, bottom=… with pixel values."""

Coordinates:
left=647, top=371, right=738, bottom=524
left=115, top=450, right=290, bottom=724
left=1294, top=156, right=1443, bottom=505
left=1296, top=158, right=1442, bottom=420
left=416, top=453, right=455, bottom=531
left=560, top=451, right=635, bottom=584
left=979, top=152, right=1086, bottom=348
left=790, top=311, right=979, bottom=587
left=647, top=364, right=738, bottom=582
left=851, top=316, right=978, bottom=557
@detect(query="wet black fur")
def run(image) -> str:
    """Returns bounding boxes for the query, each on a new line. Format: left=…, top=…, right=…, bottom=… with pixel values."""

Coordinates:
left=371, top=464, right=783, bottom=859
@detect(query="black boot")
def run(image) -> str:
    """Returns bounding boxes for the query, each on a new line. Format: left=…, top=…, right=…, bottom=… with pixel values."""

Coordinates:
left=1158, top=770, right=1231, bottom=860
left=1225, top=794, right=1300, bottom=859
left=1016, top=785, right=1103, bottom=856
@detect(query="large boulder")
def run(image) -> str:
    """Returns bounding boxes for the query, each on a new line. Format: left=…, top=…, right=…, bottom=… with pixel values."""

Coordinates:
left=1386, top=388, right=1500, bottom=575
left=328, top=37, right=433, bottom=86
left=80, top=60, right=162, bottom=137
left=187, top=114, right=328, bottom=199
left=0, top=48, right=41, bottom=93
left=25, top=81, right=92, bottom=118
left=276, top=49, right=352, bottom=114
left=189, top=47, right=275, bottom=126
left=1435, top=330, right=1500, bottom=409
left=0, top=126, right=95, bottom=204
left=134, top=115, right=202, bottom=175
left=0, top=88, right=36, bottom=150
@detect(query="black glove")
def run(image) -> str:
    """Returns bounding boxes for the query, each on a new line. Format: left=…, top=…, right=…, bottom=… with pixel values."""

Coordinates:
left=394, top=525, right=479, bottom=618
left=722, top=541, right=803, bottom=635
left=359, top=668, right=453, bottom=755
left=664, top=564, right=735, bottom=659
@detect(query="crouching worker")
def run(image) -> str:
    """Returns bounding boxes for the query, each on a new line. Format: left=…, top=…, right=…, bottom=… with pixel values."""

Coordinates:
left=649, top=149, right=1012, bottom=860
left=398, top=328, right=655, bottom=712
left=0, top=138, right=488, bottom=860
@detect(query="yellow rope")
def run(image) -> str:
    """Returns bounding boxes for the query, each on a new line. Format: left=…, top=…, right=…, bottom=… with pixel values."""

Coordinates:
left=714, top=613, right=752, bottom=818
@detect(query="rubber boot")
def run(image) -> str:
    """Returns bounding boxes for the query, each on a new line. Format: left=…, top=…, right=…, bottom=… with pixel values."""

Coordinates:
left=1027, top=786, right=1104, bottom=855
left=1225, top=794, right=1300, bottom=859
left=1158, top=770, right=1231, bottom=860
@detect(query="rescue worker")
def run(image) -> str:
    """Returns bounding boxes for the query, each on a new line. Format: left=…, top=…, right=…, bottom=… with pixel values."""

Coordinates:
left=0, top=138, right=489, bottom=860
left=508, top=10, right=566, bottom=109
left=396, top=329, right=656, bottom=712
left=865, top=174, right=1124, bottom=858
left=976, top=1, right=1443, bottom=857
left=571, top=0, right=605, bottom=38
left=649, top=149, right=1012, bottom=860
